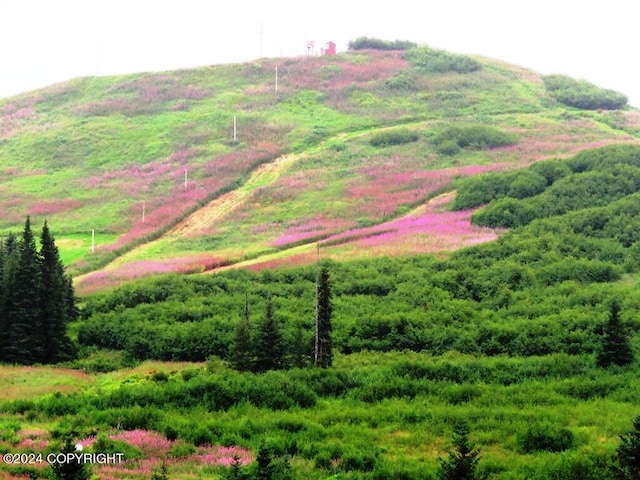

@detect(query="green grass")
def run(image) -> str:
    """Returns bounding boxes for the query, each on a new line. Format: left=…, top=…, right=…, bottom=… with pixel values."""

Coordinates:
left=1, top=352, right=638, bottom=479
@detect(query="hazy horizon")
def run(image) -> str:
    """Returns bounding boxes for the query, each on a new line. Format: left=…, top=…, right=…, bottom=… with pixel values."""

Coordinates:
left=1, top=0, right=638, bottom=106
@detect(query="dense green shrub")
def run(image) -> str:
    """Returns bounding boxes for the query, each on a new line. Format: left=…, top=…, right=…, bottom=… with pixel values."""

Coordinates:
left=529, top=159, right=572, bottom=185
left=568, top=143, right=640, bottom=173
left=404, top=46, right=481, bottom=73
left=348, top=37, right=417, bottom=50
left=507, top=170, right=547, bottom=199
left=544, top=74, right=627, bottom=110
left=369, top=128, right=419, bottom=147
left=517, top=422, right=574, bottom=453
left=434, top=124, right=516, bottom=155
left=384, top=73, right=418, bottom=91
left=451, top=173, right=515, bottom=210
left=468, top=154, right=640, bottom=229
left=472, top=197, right=537, bottom=228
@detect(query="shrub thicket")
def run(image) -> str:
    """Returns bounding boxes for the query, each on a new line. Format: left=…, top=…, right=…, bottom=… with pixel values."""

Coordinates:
left=517, top=422, right=574, bottom=453
left=544, top=74, right=627, bottom=110
left=348, top=37, right=417, bottom=51
left=404, top=46, right=481, bottom=74
left=369, top=128, right=419, bottom=147
left=433, top=124, right=516, bottom=155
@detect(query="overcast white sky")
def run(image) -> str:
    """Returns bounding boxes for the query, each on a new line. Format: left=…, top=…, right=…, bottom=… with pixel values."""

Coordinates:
left=1, top=0, right=638, bottom=106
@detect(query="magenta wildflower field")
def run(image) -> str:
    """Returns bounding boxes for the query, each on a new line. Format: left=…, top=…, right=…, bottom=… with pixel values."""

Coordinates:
left=76, top=255, right=227, bottom=295
left=86, top=429, right=253, bottom=479
left=1, top=428, right=253, bottom=479
left=245, top=191, right=499, bottom=272
left=267, top=164, right=505, bottom=250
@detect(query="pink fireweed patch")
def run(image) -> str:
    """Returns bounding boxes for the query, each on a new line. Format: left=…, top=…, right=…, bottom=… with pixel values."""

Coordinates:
left=108, top=256, right=220, bottom=278
left=111, top=430, right=173, bottom=457
left=322, top=191, right=496, bottom=246
left=271, top=216, right=352, bottom=247
left=77, top=431, right=253, bottom=480
left=245, top=252, right=318, bottom=271
left=193, top=445, right=253, bottom=466
left=15, top=428, right=49, bottom=451
left=29, top=198, right=84, bottom=216
left=345, top=162, right=508, bottom=220
left=276, top=51, right=409, bottom=92
left=0, top=99, right=37, bottom=140
left=75, top=255, right=224, bottom=295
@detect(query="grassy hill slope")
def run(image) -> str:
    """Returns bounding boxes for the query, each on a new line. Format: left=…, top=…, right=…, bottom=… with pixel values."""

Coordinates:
left=1, top=48, right=639, bottom=294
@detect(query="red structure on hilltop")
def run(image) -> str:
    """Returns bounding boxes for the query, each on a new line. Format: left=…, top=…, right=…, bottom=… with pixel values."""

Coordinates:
left=322, top=41, right=336, bottom=55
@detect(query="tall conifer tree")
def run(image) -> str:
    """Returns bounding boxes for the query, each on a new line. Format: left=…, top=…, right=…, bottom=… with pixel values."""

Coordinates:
left=4, top=217, right=42, bottom=364
left=597, top=299, right=634, bottom=368
left=314, top=265, right=333, bottom=368
left=0, top=234, right=18, bottom=362
left=614, top=415, right=640, bottom=480
left=231, top=293, right=254, bottom=372
left=0, top=240, right=6, bottom=359
left=40, top=221, right=76, bottom=363
left=255, top=298, right=286, bottom=372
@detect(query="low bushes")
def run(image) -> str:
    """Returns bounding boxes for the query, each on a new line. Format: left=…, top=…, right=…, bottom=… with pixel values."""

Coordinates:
left=517, top=422, right=574, bottom=453
left=348, top=37, right=417, bottom=51
left=544, top=74, right=627, bottom=110
left=404, top=46, right=481, bottom=74
left=368, top=128, right=419, bottom=147
left=434, top=124, right=516, bottom=155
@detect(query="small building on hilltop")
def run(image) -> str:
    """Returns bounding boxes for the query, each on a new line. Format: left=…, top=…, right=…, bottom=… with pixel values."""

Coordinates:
left=322, top=41, right=336, bottom=56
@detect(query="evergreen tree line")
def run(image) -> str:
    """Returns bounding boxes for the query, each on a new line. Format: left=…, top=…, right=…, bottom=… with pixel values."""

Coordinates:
left=0, top=217, right=77, bottom=365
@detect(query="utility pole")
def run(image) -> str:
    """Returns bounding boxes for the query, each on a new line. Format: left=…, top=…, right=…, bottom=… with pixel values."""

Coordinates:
left=313, top=243, right=320, bottom=367
left=91, top=229, right=95, bottom=254
left=233, top=115, right=237, bottom=142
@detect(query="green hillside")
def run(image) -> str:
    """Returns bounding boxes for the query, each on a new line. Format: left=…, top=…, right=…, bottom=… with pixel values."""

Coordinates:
left=4, top=43, right=640, bottom=480
left=1, top=47, right=638, bottom=294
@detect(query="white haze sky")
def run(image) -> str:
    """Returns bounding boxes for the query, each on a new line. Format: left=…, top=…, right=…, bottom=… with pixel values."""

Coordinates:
left=1, top=0, right=639, bottom=106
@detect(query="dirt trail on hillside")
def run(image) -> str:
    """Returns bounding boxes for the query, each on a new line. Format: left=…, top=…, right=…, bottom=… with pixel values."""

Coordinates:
left=168, top=153, right=298, bottom=237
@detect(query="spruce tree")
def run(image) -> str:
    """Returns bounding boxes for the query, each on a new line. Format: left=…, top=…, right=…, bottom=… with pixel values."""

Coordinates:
left=292, top=323, right=308, bottom=368
left=438, top=421, right=486, bottom=480
left=223, top=455, right=248, bottom=480
left=254, top=442, right=275, bottom=480
left=50, top=438, right=91, bottom=480
left=0, top=234, right=18, bottom=362
left=255, top=298, right=286, bottom=372
left=4, top=217, right=42, bottom=364
left=0, top=241, right=6, bottom=359
left=39, top=221, right=76, bottom=363
left=231, top=293, right=254, bottom=372
left=314, top=265, right=333, bottom=368
left=613, top=415, right=640, bottom=480
left=597, top=299, right=634, bottom=368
